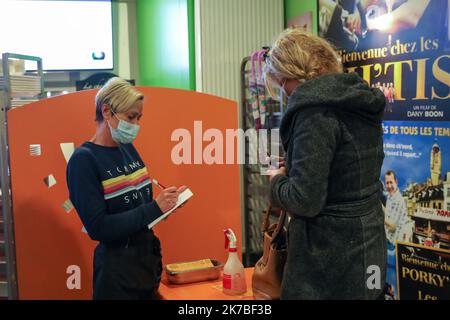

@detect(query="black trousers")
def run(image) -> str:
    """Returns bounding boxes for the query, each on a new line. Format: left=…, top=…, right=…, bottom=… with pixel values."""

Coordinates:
left=93, top=235, right=162, bottom=300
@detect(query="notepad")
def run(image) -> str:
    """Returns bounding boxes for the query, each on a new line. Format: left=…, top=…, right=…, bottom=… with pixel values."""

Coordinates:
left=148, top=188, right=194, bottom=229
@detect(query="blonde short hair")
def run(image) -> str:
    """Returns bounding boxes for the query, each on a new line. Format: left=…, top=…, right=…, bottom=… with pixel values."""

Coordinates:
left=95, top=77, right=144, bottom=122
left=265, top=28, right=343, bottom=98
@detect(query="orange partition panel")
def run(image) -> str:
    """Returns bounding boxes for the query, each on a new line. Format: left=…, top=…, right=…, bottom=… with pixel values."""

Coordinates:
left=7, top=87, right=242, bottom=299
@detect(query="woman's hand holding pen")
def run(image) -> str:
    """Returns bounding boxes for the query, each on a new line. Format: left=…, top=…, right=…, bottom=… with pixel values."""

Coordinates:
left=153, top=178, right=188, bottom=213
left=155, top=186, right=179, bottom=213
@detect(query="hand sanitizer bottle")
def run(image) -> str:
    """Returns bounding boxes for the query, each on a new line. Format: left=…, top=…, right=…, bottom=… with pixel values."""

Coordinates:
left=223, top=228, right=247, bottom=295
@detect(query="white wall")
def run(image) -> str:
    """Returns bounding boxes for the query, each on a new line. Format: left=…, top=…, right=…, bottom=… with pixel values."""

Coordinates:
left=194, top=0, right=284, bottom=255
left=195, top=0, right=284, bottom=102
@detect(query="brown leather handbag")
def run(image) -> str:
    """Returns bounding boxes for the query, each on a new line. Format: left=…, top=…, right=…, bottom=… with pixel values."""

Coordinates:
left=252, top=203, right=288, bottom=300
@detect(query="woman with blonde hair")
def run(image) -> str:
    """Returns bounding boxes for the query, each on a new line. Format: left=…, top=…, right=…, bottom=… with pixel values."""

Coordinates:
left=67, top=77, right=186, bottom=299
left=266, top=28, right=387, bottom=299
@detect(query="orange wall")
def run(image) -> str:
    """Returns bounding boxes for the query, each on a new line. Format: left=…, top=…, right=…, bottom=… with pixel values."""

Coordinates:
left=7, top=88, right=242, bottom=299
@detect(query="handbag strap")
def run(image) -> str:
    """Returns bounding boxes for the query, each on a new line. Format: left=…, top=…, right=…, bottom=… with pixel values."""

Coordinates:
left=261, top=202, right=287, bottom=246
left=270, top=209, right=287, bottom=247
left=261, top=203, right=272, bottom=232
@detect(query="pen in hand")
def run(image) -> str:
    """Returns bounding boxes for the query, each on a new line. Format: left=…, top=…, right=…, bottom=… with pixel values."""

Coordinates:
left=153, top=179, right=187, bottom=194
left=152, top=179, right=166, bottom=190
left=152, top=178, right=189, bottom=212
left=152, top=179, right=179, bottom=213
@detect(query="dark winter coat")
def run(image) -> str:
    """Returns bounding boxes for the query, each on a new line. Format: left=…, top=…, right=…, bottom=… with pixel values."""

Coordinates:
left=270, top=72, right=387, bottom=299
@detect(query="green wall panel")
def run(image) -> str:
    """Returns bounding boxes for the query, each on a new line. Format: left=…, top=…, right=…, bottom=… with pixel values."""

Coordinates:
left=285, top=0, right=318, bottom=34
left=136, top=0, right=195, bottom=90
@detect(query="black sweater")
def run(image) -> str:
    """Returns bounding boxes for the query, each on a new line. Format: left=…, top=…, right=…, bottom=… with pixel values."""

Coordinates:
left=66, top=142, right=163, bottom=244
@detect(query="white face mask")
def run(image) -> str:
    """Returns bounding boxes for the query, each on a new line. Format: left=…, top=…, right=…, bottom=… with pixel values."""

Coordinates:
left=108, top=110, right=140, bottom=144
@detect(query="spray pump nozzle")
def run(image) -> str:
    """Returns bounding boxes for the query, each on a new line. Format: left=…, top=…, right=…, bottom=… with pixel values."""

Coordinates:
left=223, top=228, right=237, bottom=250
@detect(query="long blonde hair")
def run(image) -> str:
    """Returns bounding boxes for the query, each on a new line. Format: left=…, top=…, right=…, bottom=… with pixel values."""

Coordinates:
left=95, top=77, right=144, bottom=122
left=265, top=28, right=343, bottom=98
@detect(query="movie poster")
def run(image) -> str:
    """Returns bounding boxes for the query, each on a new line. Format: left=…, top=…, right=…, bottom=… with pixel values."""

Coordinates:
left=318, top=0, right=450, bottom=121
left=381, top=121, right=450, bottom=299
left=396, top=242, right=450, bottom=300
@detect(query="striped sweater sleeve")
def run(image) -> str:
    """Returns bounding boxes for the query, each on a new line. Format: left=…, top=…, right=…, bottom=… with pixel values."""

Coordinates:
left=66, top=149, right=164, bottom=242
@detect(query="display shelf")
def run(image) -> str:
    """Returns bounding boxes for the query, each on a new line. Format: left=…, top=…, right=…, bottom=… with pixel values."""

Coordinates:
left=240, top=53, right=285, bottom=266
left=1, top=53, right=44, bottom=109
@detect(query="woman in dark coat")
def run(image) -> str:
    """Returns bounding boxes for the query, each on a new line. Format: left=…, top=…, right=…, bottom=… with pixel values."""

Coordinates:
left=265, top=28, right=387, bottom=300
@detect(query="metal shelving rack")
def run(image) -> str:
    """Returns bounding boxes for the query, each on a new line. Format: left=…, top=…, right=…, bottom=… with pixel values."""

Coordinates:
left=240, top=54, right=285, bottom=267
left=1, top=53, right=45, bottom=107
left=0, top=53, right=44, bottom=299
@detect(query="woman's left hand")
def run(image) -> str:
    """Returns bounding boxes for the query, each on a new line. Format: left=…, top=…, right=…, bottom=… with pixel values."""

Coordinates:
left=267, top=166, right=286, bottom=182
left=177, top=185, right=189, bottom=208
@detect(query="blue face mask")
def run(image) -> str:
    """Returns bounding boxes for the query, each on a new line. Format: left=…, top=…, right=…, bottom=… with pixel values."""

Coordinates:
left=108, top=110, right=140, bottom=144
left=280, top=79, right=289, bottom=98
